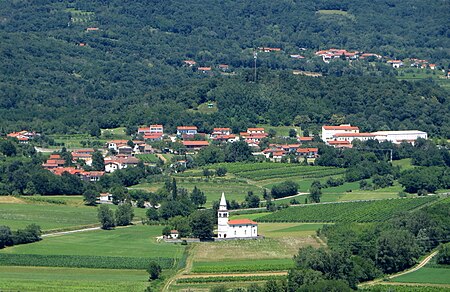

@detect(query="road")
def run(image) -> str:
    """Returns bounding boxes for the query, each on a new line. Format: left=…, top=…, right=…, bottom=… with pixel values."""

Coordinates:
left=42, top=221, right=142, bottom=237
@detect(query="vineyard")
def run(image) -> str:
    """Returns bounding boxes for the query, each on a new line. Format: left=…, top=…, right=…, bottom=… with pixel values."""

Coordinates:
left=258, top=197, right=438, bottom=223
left=0, top=254, right=174, bottom=270
left=176, top=275, right=285, bottom=283
left=191, top=258, right=293, bottom=273
left=213, top=162, right=344, bottom=181
left=135, top=154, right=160, bottom=163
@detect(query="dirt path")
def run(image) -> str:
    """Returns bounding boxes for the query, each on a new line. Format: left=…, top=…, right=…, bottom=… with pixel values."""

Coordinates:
left=42, top=221, right=141, bottom=238
left=359, top=250, right=438, bottom=287
left=156, top=153, right=167, bottom=163
left=162, top=244, right=196, bottom=292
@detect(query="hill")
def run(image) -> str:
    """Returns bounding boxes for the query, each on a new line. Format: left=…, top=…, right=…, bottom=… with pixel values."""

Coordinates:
left=0, top=0, right=449, bottom=136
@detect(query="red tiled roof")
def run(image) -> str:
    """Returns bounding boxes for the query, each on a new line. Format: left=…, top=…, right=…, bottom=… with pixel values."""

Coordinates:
left=333, top=133, right=375, bottom=137
left=322, top=125, right=359, bottom=131
left=182, top=141, right=209, bottom=146
left=248, top=128, right=265, bottom=131
left=144, top=133, right=163, bottom=139
left=228, top=219, right=258, bottom=225
left=49, top=154, right=61, bottom=159
left=328, top=140, right=351, bottom=145
left=297, top=148, right=318, bottom=153
left=298, top=137, right=313, bottom=141
left=150, top=124, right=163, bottom=128
left=177, top=126, right=197, bottom=130
left=198, top=67, right=211, bottom=71
left=213, top=128, right=231, bottom=132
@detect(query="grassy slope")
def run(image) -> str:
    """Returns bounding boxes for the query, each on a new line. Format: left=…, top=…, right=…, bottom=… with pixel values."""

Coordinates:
left=391, top=267, right=450, bottom=285
left=191, top=223, right=323, bottom=273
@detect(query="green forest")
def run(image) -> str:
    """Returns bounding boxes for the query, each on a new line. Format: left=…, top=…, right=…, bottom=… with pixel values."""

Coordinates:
left=0, top=0, right=449, bottom=137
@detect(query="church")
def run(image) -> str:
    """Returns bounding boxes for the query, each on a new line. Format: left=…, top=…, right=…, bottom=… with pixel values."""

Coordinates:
left=217, top=193, right=258, bottom=239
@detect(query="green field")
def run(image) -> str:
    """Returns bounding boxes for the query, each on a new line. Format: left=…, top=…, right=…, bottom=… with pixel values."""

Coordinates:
left=190, top=222, right=322, bottom=273
left=391, top=267, right=450, bottom=285
left=258, top=197, right=438, bottom=223
left=0, top=266, right=150, bottom=292
left=0, top=198, right=147, bottom=231
left=136, top=153, right=160, bottom=163
left=131, top=180, right=262, bottom=207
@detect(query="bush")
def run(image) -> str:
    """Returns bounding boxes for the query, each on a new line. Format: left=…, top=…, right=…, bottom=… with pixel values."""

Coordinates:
left=271, top=181, right=299, bottom=199
left=147, top=261, right=162, bottom=281
left=437, top=243, right=450, bottom=265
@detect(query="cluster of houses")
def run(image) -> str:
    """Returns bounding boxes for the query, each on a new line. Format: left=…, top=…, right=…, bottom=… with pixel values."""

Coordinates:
left=315, top=48, right=381, bottom=63
left=42, top=153, right=105, bottom=181
left=386, top=58, right=437, bottom=69
left=6, top=130, right=40, bottom=143
left=321, top=124, right=427, bottom=148
left=183, top=60, right=231, bottom=74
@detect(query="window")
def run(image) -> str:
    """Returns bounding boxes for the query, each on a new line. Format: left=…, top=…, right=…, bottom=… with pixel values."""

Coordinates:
left=234, top=231, right=236, bottom=236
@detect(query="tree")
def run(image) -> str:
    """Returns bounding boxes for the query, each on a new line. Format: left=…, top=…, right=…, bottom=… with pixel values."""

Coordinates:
left=215, top=167, right=227, bottom=177
left=224, top=141, right=254, bottom=162
left=0, top=225, right=13, bottom=248
left=162, top=226, right=171, bottom=236
left=91, top=150, right=105, bottom=171
left=309, top=186, right=322, bottom=203
left=169, top=216, right=191, bottom=237
left=271, top=181, right=299, bottom=199
left=0, top=140, right=17, bottom=156
left=190, top=186, right=206, bottom=207
left=147, top=261, right=162, bottom=281
left=115, top=203, right=134, bottom=226
left=146, top=208, right=159, bottom=221
left=98, top=205, right=115, bottom=229
left=245, top=191, right=260, bottom=208
left=437, top=243, right=450, bottom=265
left=289, top=129, right=297, bottom=138
left=189, top=210, right=214, bottom=240
left=83, top=188, right=98, bottom=206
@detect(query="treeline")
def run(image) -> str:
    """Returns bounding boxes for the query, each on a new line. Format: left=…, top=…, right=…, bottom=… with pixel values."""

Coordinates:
left=0, top=224, right=41, bottom=249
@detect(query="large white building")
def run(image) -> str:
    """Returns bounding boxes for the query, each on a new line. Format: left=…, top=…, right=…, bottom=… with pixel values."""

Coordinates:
left=371, top=130, right=427, bottom=144
left=217, top=193, right=258, bottom=239
left=321, top=124, right=360, bottom=142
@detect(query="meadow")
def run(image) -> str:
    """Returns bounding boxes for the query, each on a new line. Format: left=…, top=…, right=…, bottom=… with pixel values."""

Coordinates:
left=0, top=197, right=147, bottom=231
left=190, top=222, right=323, bottom=273
left=391, top=257, right=450, bottom=286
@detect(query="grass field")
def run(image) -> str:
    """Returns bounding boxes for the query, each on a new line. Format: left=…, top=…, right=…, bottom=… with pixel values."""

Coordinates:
left=1, top=225, right=182, bottom=260
left=0, top=266, right=150, bottom=292
left=190, top=222, right=322, bottom=273
left=136, top=153, right=160, bottom=163
left=0, top=198, right=147, bottom=231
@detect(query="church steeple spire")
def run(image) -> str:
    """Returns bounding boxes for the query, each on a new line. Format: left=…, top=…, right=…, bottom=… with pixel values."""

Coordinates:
left=219, top=192, right=227, bottom=211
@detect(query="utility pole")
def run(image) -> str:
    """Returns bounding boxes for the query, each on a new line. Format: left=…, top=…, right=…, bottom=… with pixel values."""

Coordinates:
left=253, top=50, right=258, bottom=82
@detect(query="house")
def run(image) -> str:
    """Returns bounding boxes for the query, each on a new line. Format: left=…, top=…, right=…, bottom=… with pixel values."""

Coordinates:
left=197, top=67, right=212, bottom=73
left=298, top=137, right=313, bottom=143
left=429, top=64, right=436, bottom=70
left=218, top=64, right=229, bottom=71
left=240, top=132, right=268, bottom=146
left=183, top=60, right=197, bottom=67
left=138, top=127, right=151, bottom=135
left=321, top=124, right=359, bottom=142
left=296, top=148, right=319, bottom=158
left=7, top=130, right=39, bottom=143
left=217, top=193, right=258, bottom=239
left=371, top=130, right=427, bottom=145
left=149, top=124, right=164, bottom=134
left=211, top=128, right=231, bottom=138
left=177, top=126, right=198, bottom=136
left=182, top=140, right=209, bottom=151
left=143, top=133, right=163, bottom=142
left=86, top=27, right=99, bottom=32
left=106, top=140, right=128, bottom=152
left=258, top=47, right=282, bottom=53
left=98, top=193, right=113, bottom=204
left=118, top=145, right=133, bottom=155
left=104, top=155, right=140, bottom=173
left=170, top=230, right=179, bottom=239
left=247, top=128, right=265, bottom=134
left=387, top=60, right=403, bottom=68
left=42, top=154, right=66, bottom=169
left=327, top=140, right=353, bottom=148
left=290, top=55, right=305, bottom=59
left=212, top=134, right=238, bottom=143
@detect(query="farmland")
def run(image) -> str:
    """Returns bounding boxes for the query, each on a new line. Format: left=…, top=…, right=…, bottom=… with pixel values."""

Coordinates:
left=258, top=196, right=438, bottom=223
left=391, top=257, right=450, bottom=286
left=0, top=197, right=147, bottom=231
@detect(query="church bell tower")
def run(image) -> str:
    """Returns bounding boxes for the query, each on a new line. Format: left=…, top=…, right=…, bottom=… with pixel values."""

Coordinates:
left=217, top=192, right=229, bottom=238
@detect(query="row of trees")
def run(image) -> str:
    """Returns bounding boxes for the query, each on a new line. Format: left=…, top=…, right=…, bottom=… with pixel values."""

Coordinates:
left=97, top=204, right=134, bottom=229
left=0, top=224, right=41, bottom=249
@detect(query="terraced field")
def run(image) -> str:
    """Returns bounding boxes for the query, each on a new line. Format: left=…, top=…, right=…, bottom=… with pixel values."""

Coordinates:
left=258, top=196, right=438, bottom=223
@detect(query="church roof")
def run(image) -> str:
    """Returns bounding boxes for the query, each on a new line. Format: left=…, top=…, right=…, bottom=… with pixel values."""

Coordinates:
left=228, top=219, right=258, bottom=225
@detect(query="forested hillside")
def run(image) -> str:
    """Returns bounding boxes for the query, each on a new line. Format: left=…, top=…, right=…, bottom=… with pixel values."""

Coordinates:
left=0, top=0, right=449, bottom=136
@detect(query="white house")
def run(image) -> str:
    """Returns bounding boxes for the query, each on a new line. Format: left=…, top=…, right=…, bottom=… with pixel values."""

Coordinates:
left=321, top=124, right=360, bottom=142
left=217, top=193, right=258, bottom=239
left=177, top=126, right=198, bottom=136
left=98, top=193, right=113, bottom=204
left=331, top=132, right=376, bottom=144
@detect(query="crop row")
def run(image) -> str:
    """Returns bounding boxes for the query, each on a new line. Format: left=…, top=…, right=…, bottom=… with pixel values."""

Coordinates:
left=191, top=259, right=292, bottom=273
left=0, top=254, right=174, bottom=270
left=176, top=275, right=284, bottom=284
left=258, top=197, right=437, bottom=223
left=236, top=167, right=344, bottom=181
left=213, top=162, right=297, bottom=174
